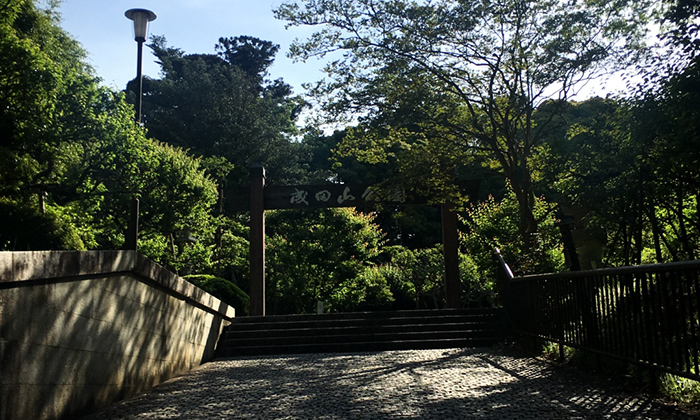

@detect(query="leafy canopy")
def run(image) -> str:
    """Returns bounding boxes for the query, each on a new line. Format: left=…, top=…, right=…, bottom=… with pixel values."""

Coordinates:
left=276, top=0, right=653, bottom=248
left=133, top=35, right=306, bottom=185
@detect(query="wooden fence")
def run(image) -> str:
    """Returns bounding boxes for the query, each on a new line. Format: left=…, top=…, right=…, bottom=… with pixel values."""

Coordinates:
left=496, top=251, right=700, bottom=381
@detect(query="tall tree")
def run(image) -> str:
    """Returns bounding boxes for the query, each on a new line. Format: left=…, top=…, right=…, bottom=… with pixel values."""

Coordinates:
left=0, top=0, right=93, bottom=202
left=276, top=0, right=652, bottom=249
left=537, top=94, right=700, bottom=265
left=131, top=36, right=306, bottom=185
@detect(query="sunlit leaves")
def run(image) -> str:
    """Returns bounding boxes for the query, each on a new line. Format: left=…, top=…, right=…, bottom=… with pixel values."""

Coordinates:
left=277, top=0, right=653, bottom=249
left=266, top=208, right=387, bottom=314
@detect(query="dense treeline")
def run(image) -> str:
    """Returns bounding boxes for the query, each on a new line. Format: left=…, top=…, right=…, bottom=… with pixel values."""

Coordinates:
left=1, top=0, right=699, bottom=314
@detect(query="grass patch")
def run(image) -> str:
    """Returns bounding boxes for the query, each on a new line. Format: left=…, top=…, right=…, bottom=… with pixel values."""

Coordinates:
left=659, top=374, right=700, bottom=407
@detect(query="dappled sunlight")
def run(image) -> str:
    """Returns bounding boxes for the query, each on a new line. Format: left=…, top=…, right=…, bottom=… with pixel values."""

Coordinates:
left=84, top=347, right=692, bottom=419
left=1, top=251, right=232, bottom=419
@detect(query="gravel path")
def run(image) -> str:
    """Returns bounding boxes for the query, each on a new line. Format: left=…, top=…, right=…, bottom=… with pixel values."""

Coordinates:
left=83, top=346, right=693, bottom=419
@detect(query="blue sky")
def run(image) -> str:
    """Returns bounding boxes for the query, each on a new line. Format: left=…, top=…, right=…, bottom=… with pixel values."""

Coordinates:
left=56, top=0, right=325, bottom=94
left=55, top=0, right=633, bottom=103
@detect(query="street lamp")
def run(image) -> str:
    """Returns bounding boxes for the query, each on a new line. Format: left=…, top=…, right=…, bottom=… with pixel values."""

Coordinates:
left=125, top=8, right=156, bottom=124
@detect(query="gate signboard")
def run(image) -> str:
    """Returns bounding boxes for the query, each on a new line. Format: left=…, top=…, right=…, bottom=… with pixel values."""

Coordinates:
left=226, top=183, right=465, bottom=211
left=225, top=165, right=479, bottom=316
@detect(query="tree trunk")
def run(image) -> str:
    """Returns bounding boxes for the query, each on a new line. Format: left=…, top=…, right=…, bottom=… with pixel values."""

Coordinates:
left=646, top=205, right=664, bottom=263
left=677, top=188, right=695, bottom=260
left=634, top=188, right=644, bottom=265
left=509, top=173, right=538, bottom=251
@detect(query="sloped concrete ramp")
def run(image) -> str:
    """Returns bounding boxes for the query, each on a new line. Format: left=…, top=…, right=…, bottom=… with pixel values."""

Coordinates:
left=82, top=346, right=693, bottom=420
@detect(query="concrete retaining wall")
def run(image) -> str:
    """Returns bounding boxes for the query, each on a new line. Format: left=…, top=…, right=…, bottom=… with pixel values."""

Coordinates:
left=0, top=251, right=235, bottom=420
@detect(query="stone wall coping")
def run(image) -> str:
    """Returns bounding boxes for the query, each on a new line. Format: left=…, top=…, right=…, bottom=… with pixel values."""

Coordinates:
left=0, top=250, right=235, bottom=320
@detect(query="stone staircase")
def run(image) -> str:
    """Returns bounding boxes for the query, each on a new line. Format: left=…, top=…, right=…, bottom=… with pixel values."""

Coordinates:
left=215, top=308, right=508, bottom=357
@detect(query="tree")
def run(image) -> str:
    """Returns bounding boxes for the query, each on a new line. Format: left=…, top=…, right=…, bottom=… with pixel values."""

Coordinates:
left=461, top=189, right=564, bottom=276
left=381, top=245, right=445, bottom=309
left=0, top=1, right=223, bottom=262
left=266, top=208, right=388, bottom=314
left=131, top=36, right=306, bottom=185
left=536, top=94, right=700, bottom=265
left=91, top=138, right=219, bottom=256
left=301, top=127, right=447, bottom=248
left=0, top=0, right=96, bottom=204
left=216, top=36, right=280, bottom=85
left=276, top=0, right=652, bottom=249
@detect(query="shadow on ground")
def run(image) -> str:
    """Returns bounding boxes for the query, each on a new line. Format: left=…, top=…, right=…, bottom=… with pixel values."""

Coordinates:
left=82, top=346, right=693, bottom=419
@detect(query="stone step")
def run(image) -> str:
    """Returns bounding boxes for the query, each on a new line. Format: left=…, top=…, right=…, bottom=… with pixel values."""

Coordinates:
left=217, top=337, right=504, bottom=357
left=226, top=308, right=497, bottom=324
left=221, top=315, right=501, bottom=334
left=215, top=308, right=507, bottom=357
left=222, top=321, right=497, bottom=340
left=220, top=328, right=502, bottom=347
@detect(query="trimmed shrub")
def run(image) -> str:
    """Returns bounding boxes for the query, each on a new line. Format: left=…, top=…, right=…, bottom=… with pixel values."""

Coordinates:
left=185, top=274, right=250, bottom=316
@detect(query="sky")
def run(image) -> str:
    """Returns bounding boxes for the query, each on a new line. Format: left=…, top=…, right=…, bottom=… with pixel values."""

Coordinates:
left=54, top=0, right=635, bottom=102
left=55, top=0, right=326, bottom=95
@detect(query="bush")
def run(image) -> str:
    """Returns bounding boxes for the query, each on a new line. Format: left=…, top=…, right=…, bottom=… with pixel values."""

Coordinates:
left=460, top=253, right=496, bottom=308
left=0, top=199, right=86, bottom=250
left=461, top=190, right=565, bottom=277
left=378, top=264, right=416, bottom=310
left=184, top=274, right=250, bottom=316
left=659, top=374, right=700, bottom=407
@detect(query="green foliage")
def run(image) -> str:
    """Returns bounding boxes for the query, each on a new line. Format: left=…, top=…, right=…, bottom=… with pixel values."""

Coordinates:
left=134, top=35, right=305, bottom=185
left=659, top=374, right=700, bottom=406
left=333, top=265, right=394, bottom=312
left=381, top=245, right=445, bottom=309
left=0, top=0, right=96, bottom=201
left=185, top=274, right=250, bottom=316
left=461, top=191, right=564, bottom=276
left=266, top=208, right=388, bottom=314
left=0, top=1, right=228, bottom=274
left=459, top=253, right=496, bottom=308
left=371, top=264, right=416, bottom=310
left=277, top=0, right=653, bottom=248
left=537, top=95, right=700, bottom=265
left=0, top=198, right=85, bottom=250
left=301, top=129, right=446, bottom=248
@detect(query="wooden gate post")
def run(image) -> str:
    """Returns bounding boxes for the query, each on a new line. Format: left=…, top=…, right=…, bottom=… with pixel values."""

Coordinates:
left=441, top=203, right=461, bottom=309
left=249, top=165, right=266, bottom=316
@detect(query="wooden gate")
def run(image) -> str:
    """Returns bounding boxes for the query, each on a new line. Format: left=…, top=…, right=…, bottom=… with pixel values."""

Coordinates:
left=225, top=165, right=479, bottom=316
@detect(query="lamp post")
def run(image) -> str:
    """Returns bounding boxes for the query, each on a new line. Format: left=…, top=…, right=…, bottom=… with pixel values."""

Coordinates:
left=125, top=8, right=156, bottom=124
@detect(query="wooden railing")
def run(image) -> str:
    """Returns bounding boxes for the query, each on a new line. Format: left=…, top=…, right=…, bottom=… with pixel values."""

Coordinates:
left=495, top=249, right=700, bottom=381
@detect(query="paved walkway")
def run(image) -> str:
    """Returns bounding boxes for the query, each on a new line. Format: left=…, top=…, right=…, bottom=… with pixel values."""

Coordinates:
left=83, top=346, right=694, bottom=419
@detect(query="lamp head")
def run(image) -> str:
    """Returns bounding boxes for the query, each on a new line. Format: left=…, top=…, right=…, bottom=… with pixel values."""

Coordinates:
left=125, top=8, right=156, bottom=42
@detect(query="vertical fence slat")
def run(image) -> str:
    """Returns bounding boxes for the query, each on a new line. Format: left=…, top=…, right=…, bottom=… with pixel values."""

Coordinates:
left=572, top=277, right=581, bottom=347
left=663, top=271, right=681, bottom=372
left=673, top=270, right=691, bottom=374
left=594, top=275, right=605, bottom=353
left=634, top=274, right=646, bottom=363
left=613, top=275, right=625, bottom=358
left=623, top=274, right=635, bottom=361
left=555, top=273, right=565, bottom=346
left=653, top=273, right=669, bottom=370
left=606, top=275, right=618, bottom=357
left=641, top=272, right=656, bottom=366
left=690, top=270, right=700, bottom=375
left=601, top=275, right=613, bottom=355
